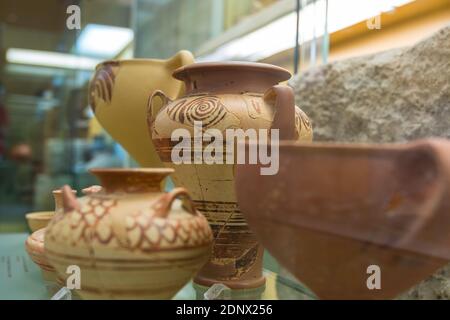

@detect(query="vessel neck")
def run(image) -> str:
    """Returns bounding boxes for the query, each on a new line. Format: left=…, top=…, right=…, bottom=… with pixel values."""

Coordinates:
left=53, top=189, right=76, bottom=212
left=173, top=62, right=291, bottom=95
left=89, top=169, right=173, bottom=193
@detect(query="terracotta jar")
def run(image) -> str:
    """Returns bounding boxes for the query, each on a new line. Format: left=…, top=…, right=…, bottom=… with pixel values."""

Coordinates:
left=235, top=139, right=450, bottom=299
left=44, top=169, right=212, bottom=299
left=147, top=62, right=313, bottom=289
left=89, top=51, right=194, bottom=168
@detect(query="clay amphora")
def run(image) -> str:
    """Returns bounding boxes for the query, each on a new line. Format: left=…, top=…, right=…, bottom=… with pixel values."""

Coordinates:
left=89, top=51, right=194, bottom=167
left=235, top=139, right=450, bottom=299
left=45, top=169, right=212, bottom=299
left=147, top=62, right=313, bottom=289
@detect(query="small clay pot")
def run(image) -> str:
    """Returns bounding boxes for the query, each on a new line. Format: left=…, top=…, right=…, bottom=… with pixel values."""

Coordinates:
left=26, top=212, right=54, bottom=232
left=45, top=168, right=213, bottom=299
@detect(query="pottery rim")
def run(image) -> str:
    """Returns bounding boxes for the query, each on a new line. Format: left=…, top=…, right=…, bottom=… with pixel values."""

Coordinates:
left=89, top=167, right=175, bottom=174
left=94, top=50, right=193, bottom=70
left=88, top=168, right=175, bottom=192
left=240, top=138, right=448, bottom=154
left=25, top=211, right=54, bottom=220
left=94, top=59, right=162, bottom=70
left=172, top=61, right=291, bottom=82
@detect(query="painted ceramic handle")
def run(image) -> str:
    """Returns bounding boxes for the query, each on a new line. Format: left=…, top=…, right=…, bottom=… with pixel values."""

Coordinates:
left=264, top=84, right=296, bottom=140
left=154, top=188, right=198, bottom=218
left=166, top=50, right=195, bottom=69
left=146, top=90, right=172, bottom=135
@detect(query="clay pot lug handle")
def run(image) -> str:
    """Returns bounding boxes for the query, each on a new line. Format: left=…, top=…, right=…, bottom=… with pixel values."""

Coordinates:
left=264, top=84, right=296, bottom=140
left=147, top=90, right=172, bottom=136
left=166, top=50, right=195, bottom=69
left=154, top=188, right=198, bottom=218
left=61, top=185, right=80, bottom=213
left=81, top=185, right=103, bottom=195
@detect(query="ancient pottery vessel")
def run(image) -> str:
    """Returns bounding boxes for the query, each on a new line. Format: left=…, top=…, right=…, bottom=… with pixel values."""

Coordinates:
left=147, top=62, right=313, bottom=289
left=25, top=228, right=55, bottom=282
left=25, top=189, right=72, bottom=232
left=89, top=51, right=194, bottom=167
left=45, top=168, right=213, bottom=299
left=235, top=138, right=450, bottom=299
left=26, top=211, right=54, bottom=232
left=25, top=188, right=77, bottom=282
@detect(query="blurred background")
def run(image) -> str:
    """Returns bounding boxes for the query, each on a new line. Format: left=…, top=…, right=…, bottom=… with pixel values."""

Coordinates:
left=0, top=0, right=449, bottom=233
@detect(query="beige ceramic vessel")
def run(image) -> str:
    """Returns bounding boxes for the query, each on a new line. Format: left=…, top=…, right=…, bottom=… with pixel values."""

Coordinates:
left=26, top=211, right=54, bottom=232
left=25, top=189, right=77, bottom=282
left=25, top=228, right=55, bottom=281
left=89, top=51, right=194, bottom=167
left=45, top=169, right=213, bottom=299
left=147, top=62, right=313, bottom=289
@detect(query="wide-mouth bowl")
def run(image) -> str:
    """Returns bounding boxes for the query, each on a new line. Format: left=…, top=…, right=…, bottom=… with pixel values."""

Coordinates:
left=26, top=211, right=54, bottom=232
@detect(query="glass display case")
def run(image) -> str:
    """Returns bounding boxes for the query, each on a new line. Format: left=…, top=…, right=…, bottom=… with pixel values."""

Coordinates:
left=1, top=0, right=450, bottom=301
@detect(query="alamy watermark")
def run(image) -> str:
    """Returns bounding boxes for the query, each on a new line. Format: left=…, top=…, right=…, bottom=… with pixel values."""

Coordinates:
left=66, top=5, right=81, bottom=30
left=171, top=121, right=279, bottom=175
left=367, top=15, right=381, bottom=30
left=366, top=264, right=381, bottom=290
left=66, top=265, right=81, bottom=290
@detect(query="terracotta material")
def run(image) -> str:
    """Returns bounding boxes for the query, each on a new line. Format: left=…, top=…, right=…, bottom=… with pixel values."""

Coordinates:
left=25, top=188, right=77, bottom=281
left=25, top=228, right=55, bottom=281
left=52, top=188, right=77, bottom=212
left=147, top=62, right=313, bottom=289
left=26, top=212, right=54, bottom=232
left=45, top=169, right=213, bottom=299
left=89, top=51, right=194, bottom=168
left=235, top=139, right=450, bottom=299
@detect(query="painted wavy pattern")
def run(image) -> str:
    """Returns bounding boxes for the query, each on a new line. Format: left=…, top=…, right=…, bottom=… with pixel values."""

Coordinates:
left=89, top=62, right=119, bottom=113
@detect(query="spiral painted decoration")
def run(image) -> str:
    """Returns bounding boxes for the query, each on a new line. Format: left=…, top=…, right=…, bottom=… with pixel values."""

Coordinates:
left=88, top=62, right=119, bottom=113
left=167, top=96, right=227, bottom=128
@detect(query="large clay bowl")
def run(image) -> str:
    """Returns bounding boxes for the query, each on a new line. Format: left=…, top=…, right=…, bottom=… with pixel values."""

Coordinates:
left=235, top=138, right=450, bottom=299
left=25, top=228, right=57, bottom=282
left=89, top=51, right=194, bottom=168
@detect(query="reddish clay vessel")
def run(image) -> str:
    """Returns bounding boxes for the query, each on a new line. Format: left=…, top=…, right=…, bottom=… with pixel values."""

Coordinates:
left=45, top=169, right=213, bottom=299
left=235, top=139, right=450, bottom=299
left=147, top=62, right=313, bottom=289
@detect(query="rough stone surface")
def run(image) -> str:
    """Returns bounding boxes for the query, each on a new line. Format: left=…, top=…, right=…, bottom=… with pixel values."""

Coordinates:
left=290, top=25, right=450, bottom=143
left=398, top=266, right=450, bottom=300
left=289, top=25, right=450, bottom=299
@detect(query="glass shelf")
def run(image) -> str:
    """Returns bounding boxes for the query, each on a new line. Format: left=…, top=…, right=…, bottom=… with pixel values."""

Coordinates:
left=174, top=270, right=315, bottom=300
left=0, top=232, right=315, bottom=300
